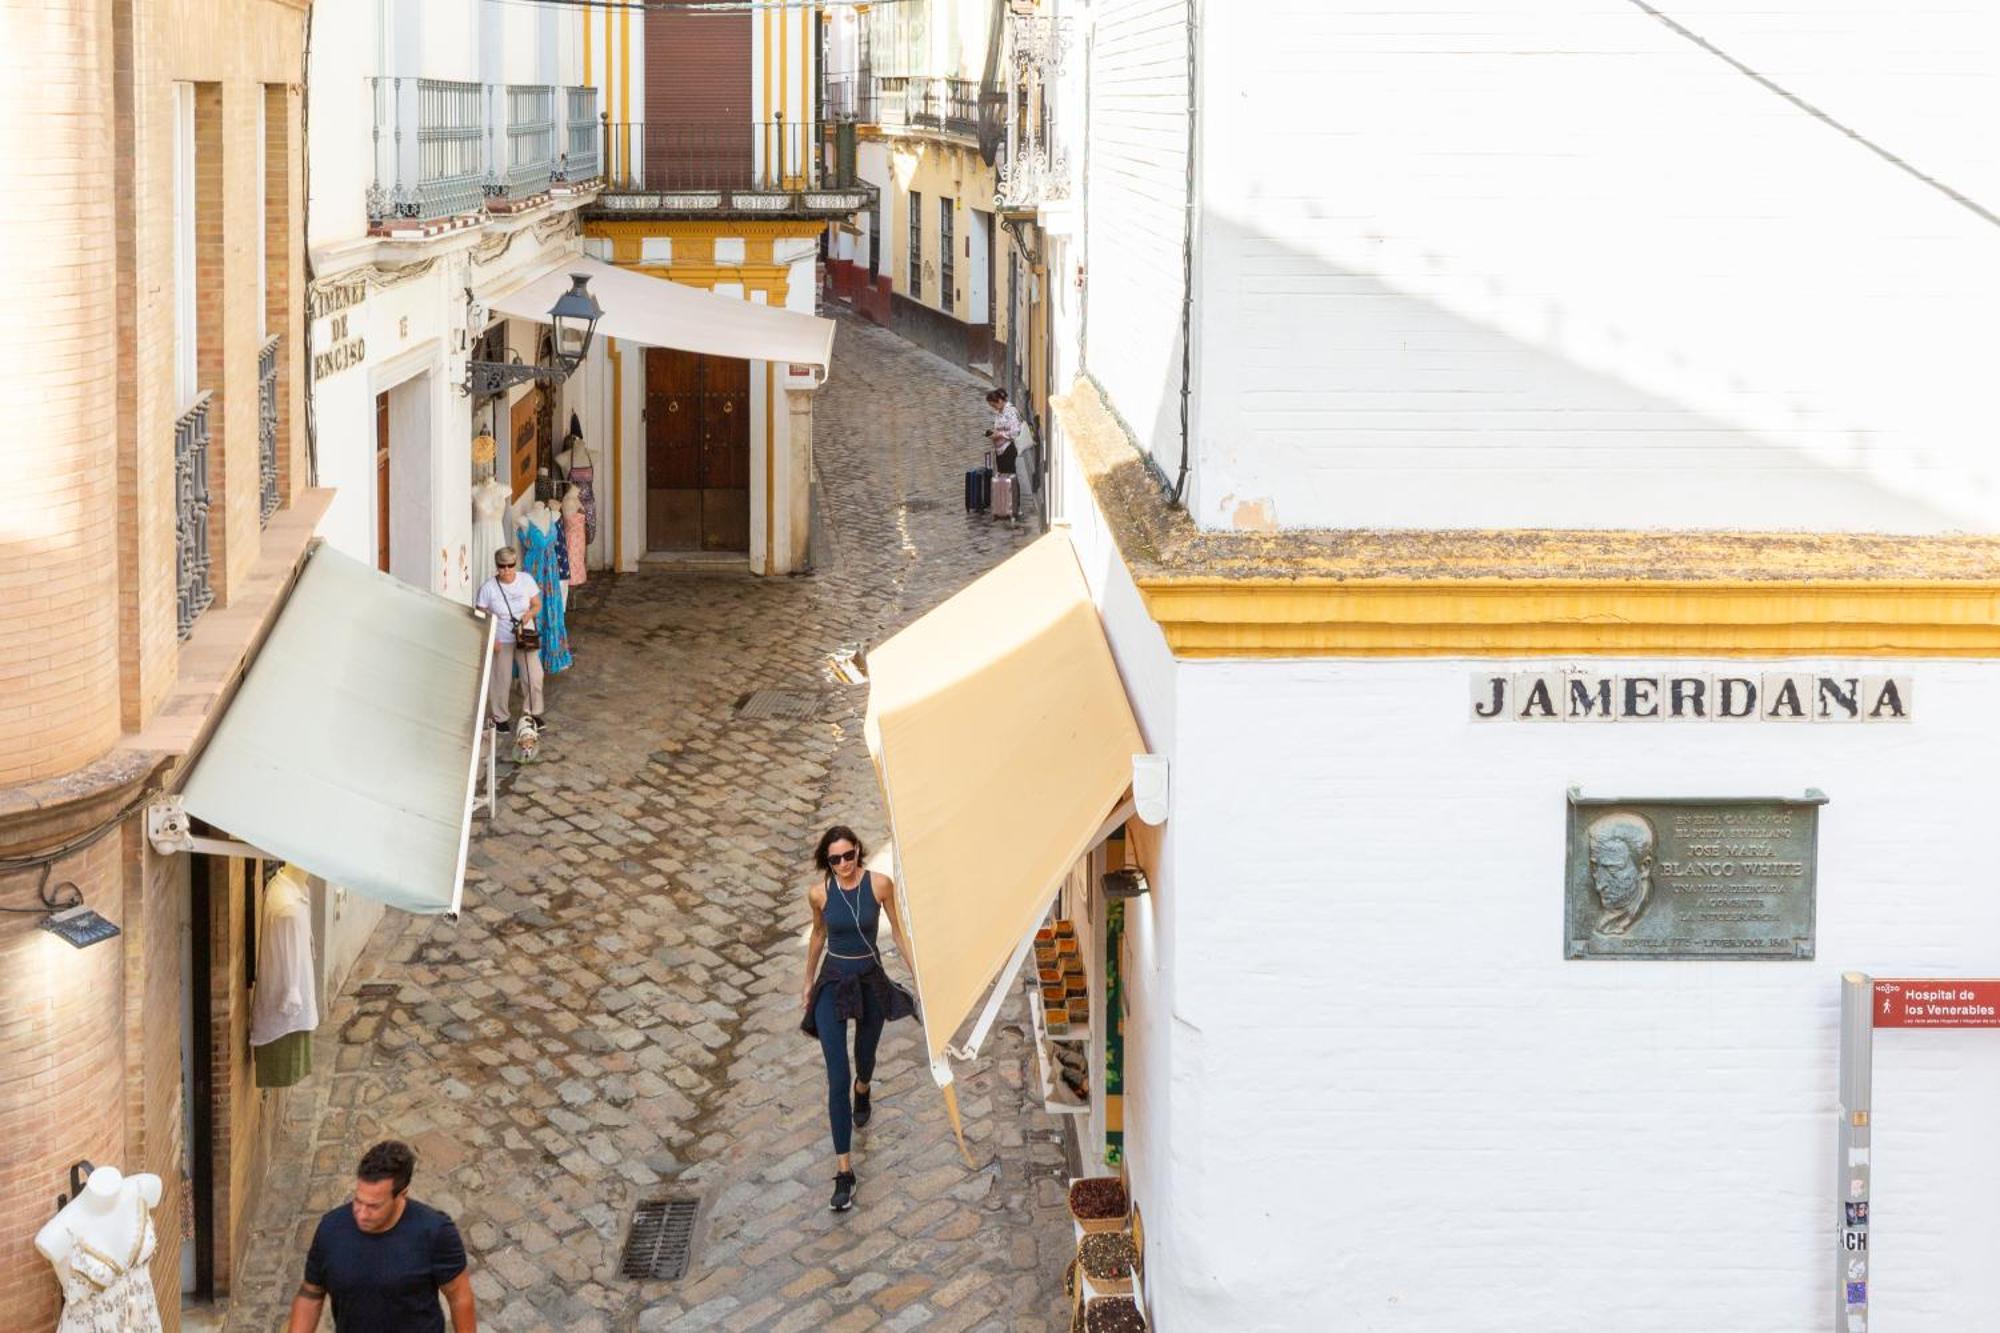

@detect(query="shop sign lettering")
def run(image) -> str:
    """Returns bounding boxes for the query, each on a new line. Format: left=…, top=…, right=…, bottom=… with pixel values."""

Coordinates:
left=310, top=276, right=369, bottom=382
left=1471, top=672, right=1911, bottom=723
left=1873, top=979, right=2000, bottom=1029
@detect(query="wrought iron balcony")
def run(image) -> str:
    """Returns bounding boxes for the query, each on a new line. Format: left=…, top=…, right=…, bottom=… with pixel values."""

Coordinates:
left=258, top=336, right=280, bottom=526
left=993, top=11, right=1073, bottom=213
left=556, top=86, right=600, bottom=183
left=175, top=394, right=214, bottom=641
left=369, top=77, right=486, bottom=225
left=589, top=119, right=871, bottom=218
left=497, top=84, right=556, bottom=200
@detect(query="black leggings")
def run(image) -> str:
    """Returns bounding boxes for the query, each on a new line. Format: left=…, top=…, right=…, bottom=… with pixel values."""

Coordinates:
left=815, top=961, right=884, bottom=1155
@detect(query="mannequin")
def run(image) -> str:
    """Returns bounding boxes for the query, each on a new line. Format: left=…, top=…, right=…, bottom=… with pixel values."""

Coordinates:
left=36, top=1165, right=166, bottom=1332
left=555, top=424, right=597, bottom=547
left=560, top=484, right=587, bottom=587
left=250, top=866, right=318, bottom=1088
left=515, top=501, right=573, bottom=674
left=469, top=435, right=509, bottom=594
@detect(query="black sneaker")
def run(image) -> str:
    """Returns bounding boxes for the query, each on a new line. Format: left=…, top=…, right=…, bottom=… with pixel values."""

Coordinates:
left=830, top=1171, right=857, bottom=1212
left=493, top=719, right=512, bottom=734
left=852, top=1082, right=872, bottom=1130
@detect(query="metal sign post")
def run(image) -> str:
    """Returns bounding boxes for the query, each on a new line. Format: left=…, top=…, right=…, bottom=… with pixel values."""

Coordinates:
left=1836, top=973, right=1871, bottom=1332
left=1840, top=974, right=2000, bottom=1329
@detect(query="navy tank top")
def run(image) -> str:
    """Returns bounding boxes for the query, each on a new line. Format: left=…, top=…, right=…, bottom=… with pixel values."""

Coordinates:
left=824, top=872, right=880, bottom=960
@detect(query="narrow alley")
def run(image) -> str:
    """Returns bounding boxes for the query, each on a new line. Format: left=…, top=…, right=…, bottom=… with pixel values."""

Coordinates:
left=218, top=315, right=1071, bottom=1333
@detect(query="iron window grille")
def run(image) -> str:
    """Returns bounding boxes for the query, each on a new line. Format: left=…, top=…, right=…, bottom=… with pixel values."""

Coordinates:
left=258, top=335, right=280, bottom=525
left=939, top=197, right=954, bottom=314
left=175, top=393, right=215, bottom=640
left=909, top=189, right=923, bottom=295
left=502, top=84, right=556, bottom=197
left=558, top=86, right=600, bottom=182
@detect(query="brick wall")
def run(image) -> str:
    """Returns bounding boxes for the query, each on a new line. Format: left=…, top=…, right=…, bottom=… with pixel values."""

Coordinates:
left=0, top=835, right=136, bottom=1330
left=0, top=1, right=311, bottom=1329
left=0, top=1, right=124, bottom=784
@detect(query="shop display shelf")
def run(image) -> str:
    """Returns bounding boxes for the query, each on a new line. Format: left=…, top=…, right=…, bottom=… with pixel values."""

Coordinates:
left=1029, top=979, right=1089, bottom=1043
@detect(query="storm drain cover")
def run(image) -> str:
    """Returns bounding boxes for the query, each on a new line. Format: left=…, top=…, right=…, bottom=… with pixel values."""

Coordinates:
left=621, top=1197, right=699, bottom=1281
left=735, top=689, right=821, bottom=721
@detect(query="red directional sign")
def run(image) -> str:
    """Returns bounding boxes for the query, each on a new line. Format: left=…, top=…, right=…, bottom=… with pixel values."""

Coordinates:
left=1874, top=979, right=2000, bottom=1029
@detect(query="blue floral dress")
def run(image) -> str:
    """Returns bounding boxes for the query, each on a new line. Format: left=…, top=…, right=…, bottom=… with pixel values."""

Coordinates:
left=517, top=519, right=573, bottom=674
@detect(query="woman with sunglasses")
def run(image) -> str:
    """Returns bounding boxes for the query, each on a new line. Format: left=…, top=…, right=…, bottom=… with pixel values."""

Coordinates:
left=801, top=825, right=918, bottom=1211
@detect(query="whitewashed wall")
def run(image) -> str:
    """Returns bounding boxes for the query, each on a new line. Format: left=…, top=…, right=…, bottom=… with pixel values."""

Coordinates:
left=1081, top=0, right=1189, bottom=482
left=1132, top=651, right=2000, bottom=1331
left=1183, top=2, right=2000, bottom=533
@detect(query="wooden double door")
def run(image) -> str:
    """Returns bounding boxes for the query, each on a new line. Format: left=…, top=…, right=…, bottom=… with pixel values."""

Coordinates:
left=645, top=347, right=751, bottom=553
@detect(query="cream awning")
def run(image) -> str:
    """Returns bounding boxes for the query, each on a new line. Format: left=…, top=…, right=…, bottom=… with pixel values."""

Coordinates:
left=179, top=543, right=494, bottom=916
left=865, top=533, right=1145, bottom=1100
left=488, top=255, right=836, bottom=372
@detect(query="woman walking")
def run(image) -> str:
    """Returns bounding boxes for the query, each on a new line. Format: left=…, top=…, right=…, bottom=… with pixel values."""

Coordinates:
left=801, top=826, right=918, bottom=1211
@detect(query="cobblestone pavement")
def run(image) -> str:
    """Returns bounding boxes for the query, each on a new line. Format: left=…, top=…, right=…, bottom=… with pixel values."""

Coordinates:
left=220, top=314, right=1072, bottom=1332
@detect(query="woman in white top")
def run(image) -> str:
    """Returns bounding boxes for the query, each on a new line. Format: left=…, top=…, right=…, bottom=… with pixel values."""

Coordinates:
left=474, top=546, right=544, bottom=732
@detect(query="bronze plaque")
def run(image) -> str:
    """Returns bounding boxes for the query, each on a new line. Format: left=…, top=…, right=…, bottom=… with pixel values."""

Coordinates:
left=1565, top=791, right=1825, bottom=959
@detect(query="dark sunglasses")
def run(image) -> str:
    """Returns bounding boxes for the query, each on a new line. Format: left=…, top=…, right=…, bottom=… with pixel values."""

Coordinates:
left=496, top=561, right=518, bottom=569
left=828, top=848, right=859, bottom=866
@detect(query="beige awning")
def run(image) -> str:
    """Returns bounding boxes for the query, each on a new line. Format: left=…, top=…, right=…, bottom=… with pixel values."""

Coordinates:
left=865, top=533, right=1145, bottom=1119
left=489, top=255, right=836, bottom=372
left=179, top=543, right=493, bottom=916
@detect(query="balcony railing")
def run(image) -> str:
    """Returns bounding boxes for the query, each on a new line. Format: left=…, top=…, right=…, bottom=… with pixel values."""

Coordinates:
left=258, top=336, right=280, bottom=526
left=369, top=77, right=485, bottom=224
left=175, top=393, right=215, bottom=641
left=866, top=76, right=1005, bottom=153
left=599, top=120, right=861, bottom=195
left=368, top=80, right=601, bottom=226
left=557, top=86, right=600, bottom=182
left=500, top=84, right=556, bottom=198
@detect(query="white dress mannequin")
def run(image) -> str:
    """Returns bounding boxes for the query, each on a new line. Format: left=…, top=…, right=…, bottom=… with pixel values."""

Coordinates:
left=35, top=1166, right=165, bottom=1332
left=471, top=474, right=510, bottom=587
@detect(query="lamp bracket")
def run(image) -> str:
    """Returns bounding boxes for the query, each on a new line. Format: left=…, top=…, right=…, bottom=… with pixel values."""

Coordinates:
left=462, top=356, right=575, bottom=399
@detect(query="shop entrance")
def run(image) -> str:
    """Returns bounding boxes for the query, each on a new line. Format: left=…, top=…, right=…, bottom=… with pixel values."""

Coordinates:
left=644, top=347, right=750, bottom=554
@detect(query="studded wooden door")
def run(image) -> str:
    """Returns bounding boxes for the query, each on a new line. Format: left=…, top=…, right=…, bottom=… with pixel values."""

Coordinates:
left=645, top=348, right=750, bottom=553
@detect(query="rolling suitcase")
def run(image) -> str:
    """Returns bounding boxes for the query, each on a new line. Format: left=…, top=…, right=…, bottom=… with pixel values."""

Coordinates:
left=992, top=474, right=1017, bottom=520
left=964, top=466, right=993, bottom=512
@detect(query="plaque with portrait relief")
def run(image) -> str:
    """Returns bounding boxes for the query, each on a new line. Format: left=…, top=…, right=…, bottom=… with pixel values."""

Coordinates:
left=1565, top=790, right=1826, bottom=959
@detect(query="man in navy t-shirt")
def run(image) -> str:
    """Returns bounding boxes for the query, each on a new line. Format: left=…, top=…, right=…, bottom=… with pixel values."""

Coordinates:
left=287, top=1140, right=477, bottom=1333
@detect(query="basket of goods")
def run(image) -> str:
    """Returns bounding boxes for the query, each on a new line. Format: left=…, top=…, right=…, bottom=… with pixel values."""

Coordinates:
left=1067, top=997, right=1090, bottom=1024
left=1077, top=1232, right=1138, bottom=1296
left=1084, top=1296, right=1146, bottom=1333
left=1067, top=1177, right=1129, bottom=1234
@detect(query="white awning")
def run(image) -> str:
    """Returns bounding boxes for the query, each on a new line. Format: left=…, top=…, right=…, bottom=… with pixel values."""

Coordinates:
left=180, top=543, right=494, bottom=916
left=489, top=255, right=836, bottom=372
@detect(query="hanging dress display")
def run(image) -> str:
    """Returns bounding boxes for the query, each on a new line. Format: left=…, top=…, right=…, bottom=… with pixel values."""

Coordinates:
left=562, top=490, right=588, bottom=588
left=55, top=1195, right=164, bottom=1333
left=518, top=514, right=573, bottom=674
left=570, top=457, right=597, bottom=545
left=470, top=476, right=510, bottom=591
left=250, top=868, right=318, bottom=1089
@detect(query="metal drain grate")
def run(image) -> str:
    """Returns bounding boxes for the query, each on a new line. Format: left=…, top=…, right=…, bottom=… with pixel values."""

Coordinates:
left=735, top=689, right=821, bottom=721
left=621, top=1196, right=700, bottom=1281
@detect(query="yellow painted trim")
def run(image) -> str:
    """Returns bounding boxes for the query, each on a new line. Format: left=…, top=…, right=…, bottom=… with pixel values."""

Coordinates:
left=582, top=3, right=592, bottom=101
left=1134, top=578, right=2000, bottom=658
left=744, top=237, right=774, bottom=264
left=583, top=218, right=825, bottom=240
left=608, top=337, right=624, bottom=568
left=618, top=4, right=631, bottom=178
left=610, top=234, right=642, bottom=263
left=675, top=235, right=716, bottom=266
left=764, top=366, right=776, bottom=574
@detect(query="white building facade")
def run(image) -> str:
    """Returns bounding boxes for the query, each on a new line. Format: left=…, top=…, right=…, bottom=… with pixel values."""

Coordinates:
left=306, top=0, right=602, bottom=602
left=1036, top=5, right=2000, bottom=1330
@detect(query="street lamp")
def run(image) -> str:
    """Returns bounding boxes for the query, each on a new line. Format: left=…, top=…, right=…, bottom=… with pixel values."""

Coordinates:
left=463, top=274, right=604, bottom=397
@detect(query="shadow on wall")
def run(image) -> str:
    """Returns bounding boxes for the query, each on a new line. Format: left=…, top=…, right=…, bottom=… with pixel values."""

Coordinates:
left=1106, top=211, right=1993, bottom=536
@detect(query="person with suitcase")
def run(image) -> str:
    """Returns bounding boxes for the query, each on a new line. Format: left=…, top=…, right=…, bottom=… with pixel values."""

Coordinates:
left=983, top=388, right=1022, bottom=522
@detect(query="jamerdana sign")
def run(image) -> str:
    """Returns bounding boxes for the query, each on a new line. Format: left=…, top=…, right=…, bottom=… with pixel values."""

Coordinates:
left=1470, top=672, right=1912, bottom=723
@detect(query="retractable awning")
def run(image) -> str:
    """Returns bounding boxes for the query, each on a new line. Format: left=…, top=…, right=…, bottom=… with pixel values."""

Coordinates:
left=489, top=255, right=837, bottom=373
left=864, top=533, right=1145, bottom=1145
left=179, top=543, right=494, bottom=916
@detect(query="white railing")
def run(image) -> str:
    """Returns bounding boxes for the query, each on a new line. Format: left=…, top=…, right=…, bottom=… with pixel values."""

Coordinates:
left=503, top=84, right=556, bottom=197
left=368, top=77, right=485, bottom=223
left=558, top=86, right=600, bottom=182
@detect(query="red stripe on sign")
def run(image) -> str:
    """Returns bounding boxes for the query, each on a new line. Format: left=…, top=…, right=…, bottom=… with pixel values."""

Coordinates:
left=1874, top=979, right=2000, bottom=1029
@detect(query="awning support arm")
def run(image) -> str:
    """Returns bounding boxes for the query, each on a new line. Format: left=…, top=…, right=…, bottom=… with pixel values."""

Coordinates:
left=145, top=796, right=281, bottom=862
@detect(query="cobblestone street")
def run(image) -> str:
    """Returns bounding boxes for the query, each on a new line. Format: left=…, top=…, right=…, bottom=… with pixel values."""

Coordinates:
left=219, top=315, right=1071, bottom=1332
